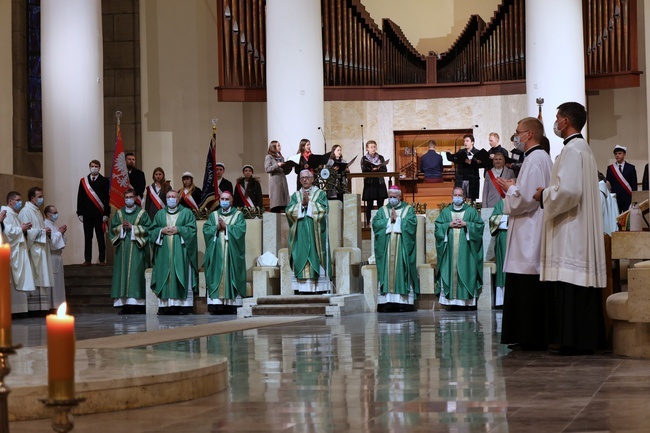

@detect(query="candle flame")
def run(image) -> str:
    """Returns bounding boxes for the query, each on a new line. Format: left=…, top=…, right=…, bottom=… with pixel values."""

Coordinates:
left=57, top=302, right=67, bottom=317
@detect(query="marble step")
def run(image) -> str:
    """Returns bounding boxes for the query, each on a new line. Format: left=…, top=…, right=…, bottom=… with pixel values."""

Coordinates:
left=256, top=295, right=332, bottom=305
left=251, top=304, right=327, bottom=315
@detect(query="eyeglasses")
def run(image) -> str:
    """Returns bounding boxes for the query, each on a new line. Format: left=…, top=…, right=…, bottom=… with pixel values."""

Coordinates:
left=300, top=176, right=313, bottom=180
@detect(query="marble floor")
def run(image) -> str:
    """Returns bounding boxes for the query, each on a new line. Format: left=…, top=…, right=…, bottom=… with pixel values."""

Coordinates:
left=9, top=311, right=650, bottom=433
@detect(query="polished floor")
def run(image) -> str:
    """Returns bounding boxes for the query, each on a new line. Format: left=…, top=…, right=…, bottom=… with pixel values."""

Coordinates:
left=9, top=311, right=650, bottom=433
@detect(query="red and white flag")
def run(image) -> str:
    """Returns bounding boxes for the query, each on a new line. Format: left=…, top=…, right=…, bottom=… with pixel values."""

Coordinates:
left=109, top=126, right=131, bottom=209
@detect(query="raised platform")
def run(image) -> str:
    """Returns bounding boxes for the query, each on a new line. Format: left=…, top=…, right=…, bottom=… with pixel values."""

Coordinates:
left=7, top=316, right=313, bottom=421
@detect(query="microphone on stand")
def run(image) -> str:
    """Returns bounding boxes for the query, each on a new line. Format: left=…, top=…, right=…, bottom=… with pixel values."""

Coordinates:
left=318, top=126, right=328, bottom=153
left=360, top=124, right=364, bottom=157
left=453, top=125, right=479, bottom=154
left=408, top=127, right=426, bottom=202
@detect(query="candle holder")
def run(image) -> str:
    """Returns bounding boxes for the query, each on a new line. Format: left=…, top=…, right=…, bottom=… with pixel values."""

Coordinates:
left=39, top=397, right=86, bottom=433
left=0, top=344, right=22, bottom=433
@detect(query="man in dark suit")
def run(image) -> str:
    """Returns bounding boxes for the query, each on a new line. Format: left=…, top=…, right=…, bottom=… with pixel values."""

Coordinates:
left=483, top=132, right=510, bottom=172
left=125, top=152, right=146, bottom=203
left=76, top=159, right=111, bottom=265
left=449, top=135, right=481, bottom=200
left=420, top=140, right=443, bottom=183
left=605, top=145, right=637, bottom=212
left=214, top=162, right=234, bottom=209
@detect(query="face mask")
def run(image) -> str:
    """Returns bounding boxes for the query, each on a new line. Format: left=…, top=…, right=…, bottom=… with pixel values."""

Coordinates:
left=166, top=198, right=177, bottom=208
left=13, top=201, right=22, bottom=211
left=452, top=196, right=464, bottom=206
left=36, top=197, right=44, bottom=207
left=125, top=198, right=135, bottom=207
left=553, top=120, right=564, bottom=138
left=512, top=134, right=526, bottom=151
left=90, top=167, right=100, bottom=175
left=388, top=197, right=400, bottom=207
left=50, top=213, right=59, bottom=222
left=220, top=200, right=231, bottom=210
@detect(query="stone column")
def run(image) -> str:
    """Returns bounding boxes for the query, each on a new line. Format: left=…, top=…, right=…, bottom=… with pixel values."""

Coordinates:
left=0, top=0, right=11, bottom=174
left=266, top=0, right=324, bottom=192
left=526, top=0, right=586, bottom=158
left=41, top=0, right=104, bottom=264
left=343, top=194, right=362, bottom=249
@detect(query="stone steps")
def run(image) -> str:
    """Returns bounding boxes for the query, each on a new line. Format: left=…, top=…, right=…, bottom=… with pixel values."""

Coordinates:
left=64, top=265, right=115, bottom=314
left=251, top=304, right=327, bottom=316
left=256, top=295, right=331, bottom=305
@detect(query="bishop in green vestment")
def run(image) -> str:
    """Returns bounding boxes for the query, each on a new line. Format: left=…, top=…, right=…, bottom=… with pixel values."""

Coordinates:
left=286, top=170, right=332, bottom=293
left=435, top=187, right=484, bottom=307
left=150, top=190, right=198, bottom=314
left=372, top=186, right=419, bottom=311
left=488, top=199, right=507, bottom=307
left=203, top=192, right=247, bottom=314
left=110, top=189, right=152, bottom=313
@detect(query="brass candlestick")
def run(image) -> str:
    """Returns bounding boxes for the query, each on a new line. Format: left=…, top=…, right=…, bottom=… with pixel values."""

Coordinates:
left=39, top=398, right=86, bottom=433
left=0, top=344, right=22, bottom=433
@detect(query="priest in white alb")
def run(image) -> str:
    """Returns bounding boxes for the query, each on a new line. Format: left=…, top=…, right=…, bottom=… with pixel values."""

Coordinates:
left=44, top=204, right=67, bottom=309
left=19, top=186, right=55, bottom=312
left=2, top=191, right=36, bottom=314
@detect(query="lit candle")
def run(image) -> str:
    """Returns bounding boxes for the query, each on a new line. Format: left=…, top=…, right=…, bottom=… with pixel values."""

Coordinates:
left=0, top=240, right=11, bottom=347
left=46, top=303, right=76, bottom=400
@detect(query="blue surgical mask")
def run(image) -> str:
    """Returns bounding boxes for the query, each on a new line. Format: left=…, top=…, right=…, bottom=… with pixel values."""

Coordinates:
left=36, top=197, right=44, bottom=207
left=125, top=198, right=135, bottom=207
left=166, top=198, right=177, bottom=208
left=220, top=200, right=231, bottom=210
left=452, top=196, right=464, bottom=206
left=388, top=197, right=400, bottom=207
left=50, top=213, right=59, bottom=222
left=13, top=201, right=22, bottom=211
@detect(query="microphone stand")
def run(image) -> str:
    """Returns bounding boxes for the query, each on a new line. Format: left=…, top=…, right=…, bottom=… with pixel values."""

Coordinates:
left=360, top=124, right=364, bottom=159
left=409, top=127, right=426, bottom=203
left=318, top=127, right=327, bottom=153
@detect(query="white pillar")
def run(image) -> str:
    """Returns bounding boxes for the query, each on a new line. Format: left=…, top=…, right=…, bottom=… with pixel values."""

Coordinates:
left=42, top=0, right=104, bottom=265
left=526, top=0, right=586, bottom=159
left=0, top=0, right=12, bottom=174
left=266, top=0, right=325, bottom=192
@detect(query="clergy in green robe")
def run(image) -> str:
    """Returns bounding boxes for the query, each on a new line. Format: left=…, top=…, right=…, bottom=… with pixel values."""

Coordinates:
left=203, top=192, right=247, bottom=314
left=435, top=187, right=484, bottom=307
left=372, top=186, right=419, bottom=312
left=110, top=189, right=152, bottom=314
left=488, top=199, right=507, bottom=307
left=150, top=190, right=198, bottom=314
left=286, top=169, right=332, bottom=293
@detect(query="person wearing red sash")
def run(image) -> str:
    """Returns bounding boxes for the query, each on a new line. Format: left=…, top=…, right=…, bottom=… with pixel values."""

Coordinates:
left=178, top=172, right=202, bottom=211
left=481, top=153, right=514, bottom=208
left=76, top=159, right=110, bottom=266
left=605, top=145, right=637, bottom=213
left=144, top=167, right=172, bottom=220
left=233, top=165, right=263, bottom=209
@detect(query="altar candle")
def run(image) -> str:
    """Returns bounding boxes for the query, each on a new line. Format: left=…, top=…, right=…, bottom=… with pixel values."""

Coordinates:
left=0, top=241, right=11, bottom=347
left=46, top=303, right=76, bottom=400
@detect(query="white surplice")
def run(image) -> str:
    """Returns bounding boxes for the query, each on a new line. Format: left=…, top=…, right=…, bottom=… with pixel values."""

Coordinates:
left=503, top=147, right=553, bottom=275
left=19, top=202, right=55, bottom=310
left=45, top=218, right=67, bottom=308
left=540, top=136, right=607, bottom=288
left=1, top=206, right=35, bottom=314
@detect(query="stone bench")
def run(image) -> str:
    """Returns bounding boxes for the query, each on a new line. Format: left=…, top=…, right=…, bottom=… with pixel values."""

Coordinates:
left=606, top=231, right=650, bottom=357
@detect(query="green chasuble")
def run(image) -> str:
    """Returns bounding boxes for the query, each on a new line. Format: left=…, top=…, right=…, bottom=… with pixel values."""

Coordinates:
left=110, top=207, right=152, bottom=300
left=286, top=186, right=332, bottom=280
left=434, top=203, right=484, bottom=302
left=488, top=199, right=507, bottom=288
left=372, top=201, right=419, bottom=296
left=150, top=206, right=198, bottom=300
left=203, top=208, right=247, bottom=300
